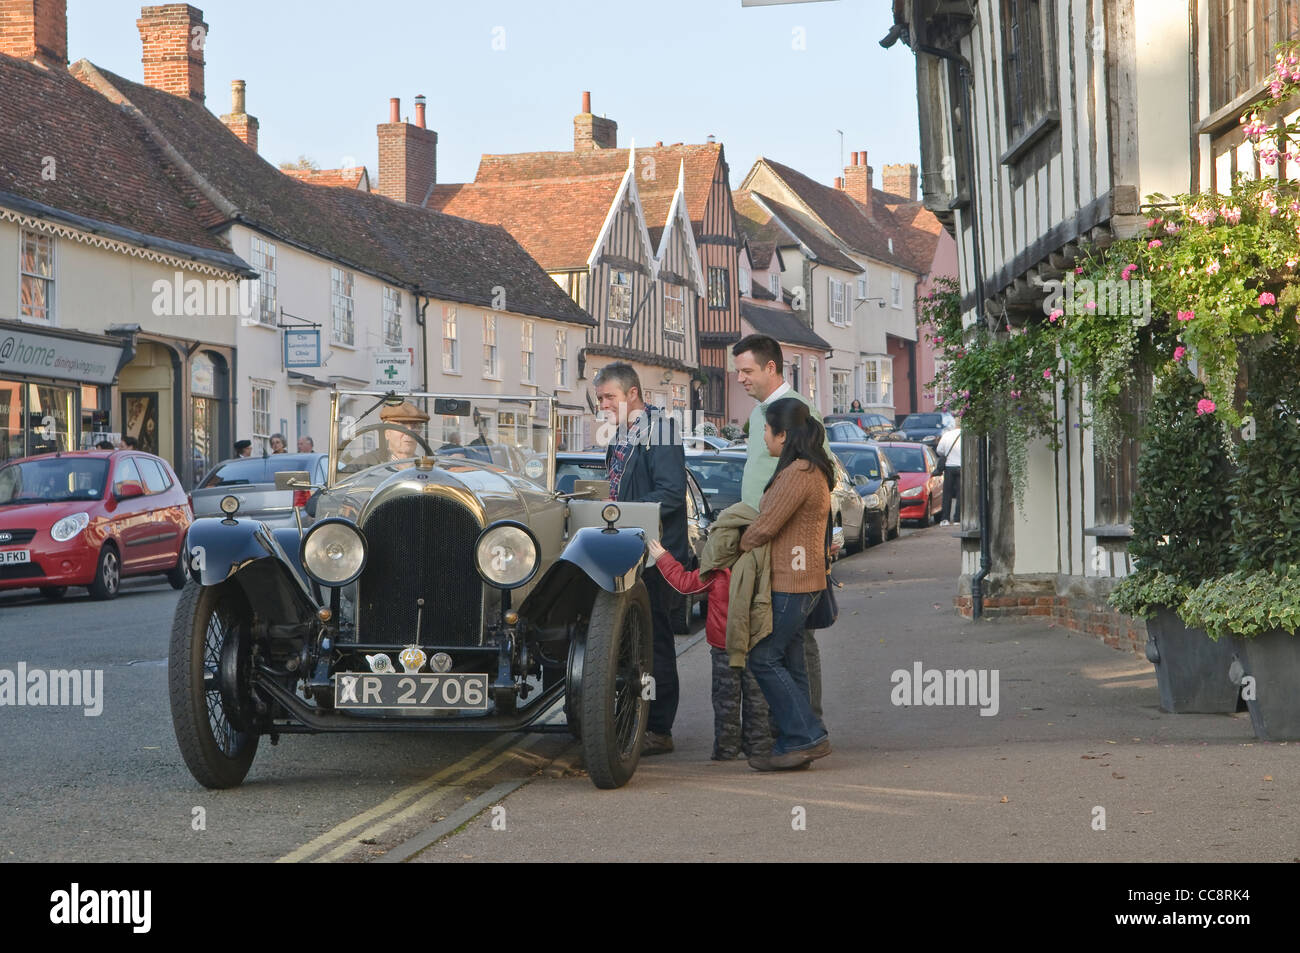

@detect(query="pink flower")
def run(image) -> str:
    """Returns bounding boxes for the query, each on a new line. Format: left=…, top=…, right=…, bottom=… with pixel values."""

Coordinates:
left=1074, top=266, right=1084, bottom=274
left=1043, top=369, right=1052, bottom=380
left=1085, top=301, right=1097, bottom=310
left=1121, top=263, right=1138, bottom=280
left=1271, top=80, right=1285, bottom=99
left=1048, top=309, right=1061, bottom=323
left=1165, top=222, right=1181, bottom=234
left=1259, top=292, right=1277, bottom=306
left=1010, top=390, right=1021, bottom=398
left=1173, top=345, right=1186, bottom=361
left=1009, top=373, right=1015, bottom=381
left=1146, top=217, right=1160, bottom=229
left=1189, top=207, right=1219, bottom=226
left=1196, top=398, right=1216, bottom=416
left=1221, top=206, right=1242, bottom=224
left=1147, top=239, right=1163, bottom=249
left=1177, top=309, right=1195, bottom=322
left=935, top=335, right=944, bottom=343
left=1206, top=260, right=1221, bottom=276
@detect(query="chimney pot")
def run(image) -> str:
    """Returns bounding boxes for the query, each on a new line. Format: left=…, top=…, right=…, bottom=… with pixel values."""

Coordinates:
left=834, top=176, right=844, bottom=190
left=389, top=97, right=401, bottom=123
left=414, top=94, right=427, bottom=129
left=852, top=152, right=859, bottom=166
left=582, top=90, right=591, bottom=113
left=573, top=92, right=616, bottom=151
left=231, top=79, right=246, bottom=114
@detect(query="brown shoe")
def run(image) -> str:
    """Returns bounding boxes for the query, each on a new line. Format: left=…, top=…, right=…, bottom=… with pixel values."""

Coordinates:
left=747, top=751, right=813, bottom=771
left=802, top=738, right=832, bottom=762
left=641, top=731, right=674, bottom=756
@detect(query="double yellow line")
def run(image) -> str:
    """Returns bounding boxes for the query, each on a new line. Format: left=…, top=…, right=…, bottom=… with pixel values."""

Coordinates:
left=278, top=720, right=557, bottom=863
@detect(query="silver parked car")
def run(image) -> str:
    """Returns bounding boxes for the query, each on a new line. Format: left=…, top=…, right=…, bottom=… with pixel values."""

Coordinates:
left=191, top=453, right=330, bottom=529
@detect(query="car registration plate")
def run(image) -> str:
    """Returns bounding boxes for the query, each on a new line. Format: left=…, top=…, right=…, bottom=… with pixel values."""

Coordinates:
left=0, top=550, right=31, bottom=565
left=333, top=672, right=489, bottom=711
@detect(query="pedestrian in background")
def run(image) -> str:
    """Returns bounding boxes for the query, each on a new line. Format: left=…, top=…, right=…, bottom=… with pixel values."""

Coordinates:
left=739, top=397, right=833, bottom=771
left=937, top=427, right=961, bottom=525
left=298, top=435, right=313, bottom=453
left=270, top=433, right=287, bottom=454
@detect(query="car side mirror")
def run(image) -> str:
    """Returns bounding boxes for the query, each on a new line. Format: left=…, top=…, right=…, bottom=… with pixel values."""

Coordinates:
left=274, top=470, right=313, bottom=491
left=886, top=473, right=900, bottom=482
left=115, top=481, right=145, bottom=500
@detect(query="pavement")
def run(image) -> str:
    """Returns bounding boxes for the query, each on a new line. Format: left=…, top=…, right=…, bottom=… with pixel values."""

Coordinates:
left=412, top=525, right=1295, bottom=863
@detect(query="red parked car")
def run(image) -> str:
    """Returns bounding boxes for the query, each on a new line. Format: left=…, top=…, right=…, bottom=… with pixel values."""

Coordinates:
left=875, top=441, right=945, bottom=525
left=0, top=450, right=192, bottom=600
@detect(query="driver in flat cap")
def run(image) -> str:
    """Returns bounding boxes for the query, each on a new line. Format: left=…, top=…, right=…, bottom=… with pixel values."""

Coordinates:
left=350, top=401, right=430, bottom=469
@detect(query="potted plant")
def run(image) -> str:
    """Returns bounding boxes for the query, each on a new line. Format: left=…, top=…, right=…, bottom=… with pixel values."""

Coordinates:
left=1181, top=337, right=1300, bottom=739
left=1109, top=360, right=1238, bottom=712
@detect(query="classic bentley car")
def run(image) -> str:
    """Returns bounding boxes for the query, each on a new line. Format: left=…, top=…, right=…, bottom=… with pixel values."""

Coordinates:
left=169, top=391, right=659, bottom=790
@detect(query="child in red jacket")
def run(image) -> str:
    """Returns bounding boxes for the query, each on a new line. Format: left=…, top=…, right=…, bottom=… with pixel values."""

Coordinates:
left=647, top=539, right=772, bottom=760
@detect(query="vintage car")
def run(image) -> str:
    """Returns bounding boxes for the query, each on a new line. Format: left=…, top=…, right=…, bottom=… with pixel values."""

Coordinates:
left=169, top=391, right=661, bottom=790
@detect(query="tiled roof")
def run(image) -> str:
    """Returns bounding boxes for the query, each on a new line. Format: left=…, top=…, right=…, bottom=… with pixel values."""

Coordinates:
left=0, top=54, right=242, bottom=266
left=747, top=240, right=777, bottom=269
left=741, top=301, right=831, bottom=352
left=753, top=157, right=938, bottom=274
left=735, top=190, right=862, bottom=274
left=71, top=62, right=593, bottom=326
left=428, top=174, right=626, bottom=272
left=282, top=167, right=369, bottom=190
left=473, top=143, right=721, bottom=235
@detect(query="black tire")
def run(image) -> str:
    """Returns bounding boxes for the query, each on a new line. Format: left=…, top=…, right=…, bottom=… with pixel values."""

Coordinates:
left=88, top=544, right=120, bottom=600
left=850, top=517, right=867, bottom=554
left=165, top=549, right=188, bottom=590
left=887, top=506, right=900, bottom=540
left=39, top=586, right=68, bottom=600
left=929, top=496, right=941, bottom=525
left=169, top=579, right=259, bottom=789
left=580, top=583, right=652, bottom=789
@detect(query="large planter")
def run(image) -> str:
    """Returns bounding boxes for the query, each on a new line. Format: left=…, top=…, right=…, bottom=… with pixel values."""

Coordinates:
left=1144, top=607, right=1240, bottom=713
left=1235, top=628, right=1300, bottom=741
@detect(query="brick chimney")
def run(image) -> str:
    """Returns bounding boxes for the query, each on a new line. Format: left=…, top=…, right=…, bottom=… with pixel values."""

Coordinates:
left=137, top=3, right=208, bottom=102
left=376, top=95, right=438, bottom=205
left=0, top=0, right=68, bottom=69
left=220, top=79, right=259, bottom=151
left=882, top=162, right=919, bottom=201
left=574, top=90, right=617, bottom=151
left=842, top=150, right=872, bottom=217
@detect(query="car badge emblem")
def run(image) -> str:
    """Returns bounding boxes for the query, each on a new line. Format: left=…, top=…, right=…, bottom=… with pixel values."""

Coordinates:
left=430, top=652, right=453, bottom=673
left=399, top=646, right=427, bottom=673
left=365, top=653, right=395, bottom=674
left=0, top=532, right=11, bottom=543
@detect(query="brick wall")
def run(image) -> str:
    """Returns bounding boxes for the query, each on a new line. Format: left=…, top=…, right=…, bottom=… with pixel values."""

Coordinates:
left=954, top=592, right=1148, bottom=658
left=0, top=0, right=67, bottom=67
left=376, top=123, right=437, bottom=205
left=842, top=150, right=872, bottom=216
left=882, top=163, right=919, bottom=202
left=137, top=3, right=207, bottom=102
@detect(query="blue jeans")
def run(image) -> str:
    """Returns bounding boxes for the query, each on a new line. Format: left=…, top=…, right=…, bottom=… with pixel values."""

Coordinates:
left=748, top=591, right=829, bottom=754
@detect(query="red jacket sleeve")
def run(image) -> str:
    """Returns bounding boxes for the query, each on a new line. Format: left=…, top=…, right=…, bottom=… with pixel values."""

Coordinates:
left=653, top=550, right=710, bottom=595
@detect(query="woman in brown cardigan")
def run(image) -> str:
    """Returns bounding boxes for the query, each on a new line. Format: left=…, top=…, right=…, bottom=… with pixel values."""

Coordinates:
left=738, top=398, right=833, bottom=770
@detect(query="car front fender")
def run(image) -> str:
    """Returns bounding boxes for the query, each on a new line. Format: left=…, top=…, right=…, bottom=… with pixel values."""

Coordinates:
left=185, top=517, right=315, bottom=605
left=557, top=525, right=647, bottom=594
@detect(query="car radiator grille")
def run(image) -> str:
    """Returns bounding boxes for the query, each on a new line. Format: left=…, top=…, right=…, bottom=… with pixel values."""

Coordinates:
left=357, top=494, right=483, bottom=647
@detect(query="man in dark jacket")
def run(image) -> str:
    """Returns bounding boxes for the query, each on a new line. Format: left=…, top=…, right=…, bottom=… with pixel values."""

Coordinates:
left=595, top=362, right=687, bottom=756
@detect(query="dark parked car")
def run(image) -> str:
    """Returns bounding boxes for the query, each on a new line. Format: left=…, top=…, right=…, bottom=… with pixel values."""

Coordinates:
left=171, top=391, right=673, bottom=792
left=875, top=441, right=945, bottom=525
left=831, top=442, right=901, bottom=545
left=890, top=412, right=957, bottom=448
left=824, top=419, right=873, bottom=443
left=826, top=412, right=895, bottom=439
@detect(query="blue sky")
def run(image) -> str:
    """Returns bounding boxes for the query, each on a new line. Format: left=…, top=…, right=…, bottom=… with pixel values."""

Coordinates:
left=68, top=0, right=919, bottom=191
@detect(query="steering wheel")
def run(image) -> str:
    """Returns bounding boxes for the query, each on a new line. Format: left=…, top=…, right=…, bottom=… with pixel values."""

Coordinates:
left=336, top=423, right=434, bottom=471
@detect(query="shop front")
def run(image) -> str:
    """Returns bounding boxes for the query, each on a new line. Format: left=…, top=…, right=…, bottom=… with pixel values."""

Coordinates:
left=0, top=320, right=126, bottom=463
left=112, top=329, right=234, bottom=489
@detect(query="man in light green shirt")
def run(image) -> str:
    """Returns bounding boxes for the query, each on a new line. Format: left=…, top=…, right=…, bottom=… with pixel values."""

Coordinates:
left=732, top=333, right=833, bottom=722
left=735, top=336, right=831, bottom=509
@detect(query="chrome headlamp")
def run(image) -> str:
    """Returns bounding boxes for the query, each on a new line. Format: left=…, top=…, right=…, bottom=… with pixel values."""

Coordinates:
left=51, top=512, right=90, bottom=542
left=301, top=518, right=368, bottom=587
left=474, top=520, right=540, bottom=590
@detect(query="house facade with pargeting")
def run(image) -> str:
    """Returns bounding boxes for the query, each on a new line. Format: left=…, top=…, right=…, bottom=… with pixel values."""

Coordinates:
left=889, top=0, right=1264, bottom=649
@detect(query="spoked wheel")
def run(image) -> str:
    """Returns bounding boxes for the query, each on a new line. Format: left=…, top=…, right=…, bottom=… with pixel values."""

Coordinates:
left=169, top=579, right=260, bottom=788
left=580, top=582, right=652, bottom=789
